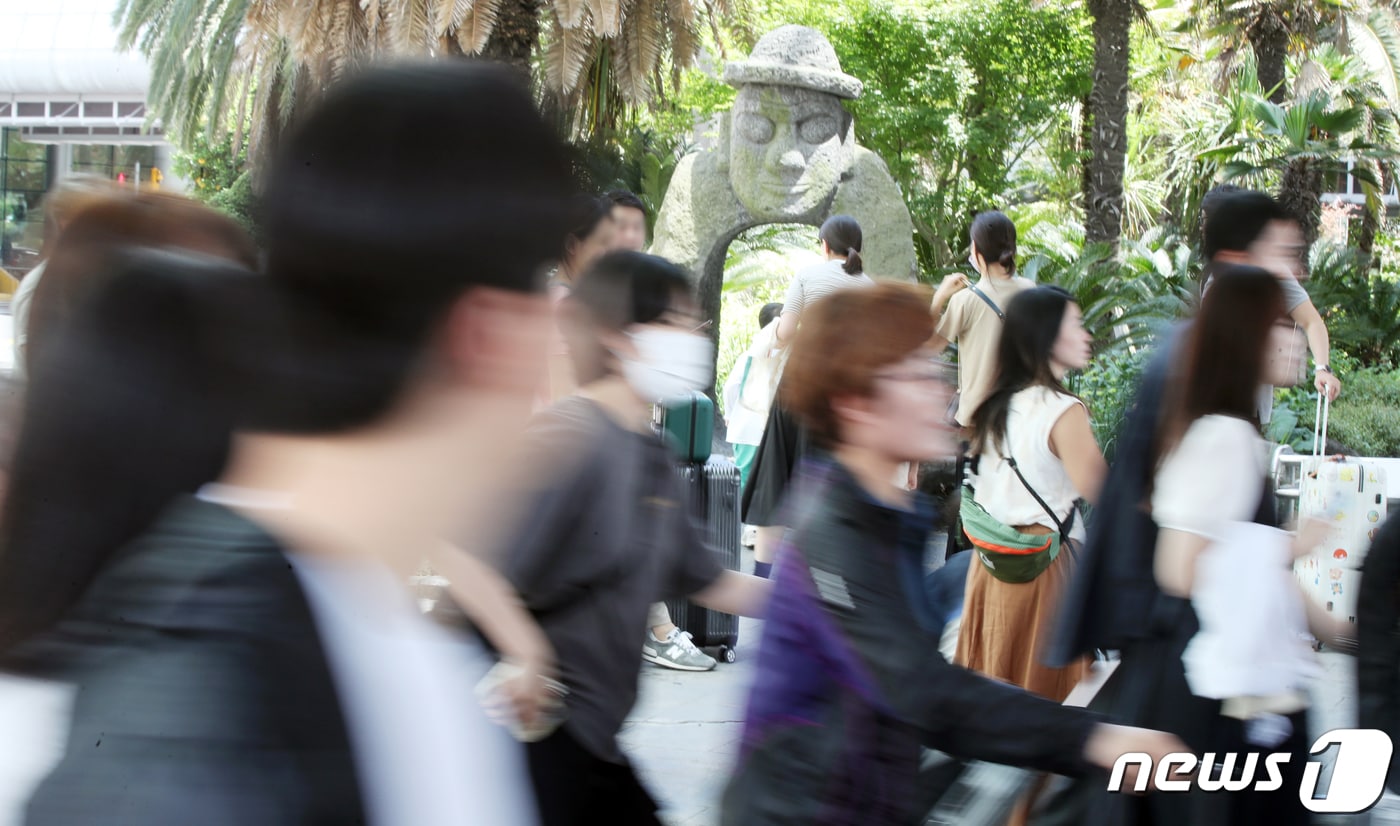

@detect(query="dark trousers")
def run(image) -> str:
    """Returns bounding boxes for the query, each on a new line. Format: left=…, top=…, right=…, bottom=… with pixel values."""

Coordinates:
left=1209, top=709, right=1311, bottom=826
left=525, top=728, right=662, bottom=826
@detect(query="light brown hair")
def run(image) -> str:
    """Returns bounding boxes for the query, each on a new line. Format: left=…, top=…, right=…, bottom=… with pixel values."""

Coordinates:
left=27, top=193, right=258, bottom=375
left=781, top=281, right=935, bottom=446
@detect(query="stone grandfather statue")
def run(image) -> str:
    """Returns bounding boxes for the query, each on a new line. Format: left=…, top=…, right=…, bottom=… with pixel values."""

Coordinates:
left=650, top=24, right=918, bottom=374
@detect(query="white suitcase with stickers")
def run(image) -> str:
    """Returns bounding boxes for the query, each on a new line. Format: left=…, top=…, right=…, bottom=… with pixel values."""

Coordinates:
left=1293, top=395, right=1389, bottom=625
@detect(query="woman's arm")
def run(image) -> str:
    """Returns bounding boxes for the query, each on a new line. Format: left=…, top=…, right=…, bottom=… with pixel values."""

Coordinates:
left=1048, top=403, right=1107, bottom=506
left=774, top=310, right=800, bottom=346
left=1153, top=528, right=1210, bottom=599
left=429, top=545, right=557, bottom=727
left=691, top=570, right=773, bottom=618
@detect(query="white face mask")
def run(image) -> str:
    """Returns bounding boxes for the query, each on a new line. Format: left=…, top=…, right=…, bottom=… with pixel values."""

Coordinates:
left=618, top=327, right=714, bottom=403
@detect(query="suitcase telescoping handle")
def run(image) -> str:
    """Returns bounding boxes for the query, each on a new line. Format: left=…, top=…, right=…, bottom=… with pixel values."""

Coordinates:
left=1312, top=392, right=1333, bottom=464
left=1309, top=393, right=1371, bottom=494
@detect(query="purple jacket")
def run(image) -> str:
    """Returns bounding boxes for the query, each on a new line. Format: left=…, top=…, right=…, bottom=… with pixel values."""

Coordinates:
left=722, top=457, right=1101, bottom=825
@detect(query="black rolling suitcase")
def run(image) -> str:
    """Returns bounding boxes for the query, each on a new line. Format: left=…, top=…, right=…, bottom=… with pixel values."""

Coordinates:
left=664, top=456, right=743, bottom=663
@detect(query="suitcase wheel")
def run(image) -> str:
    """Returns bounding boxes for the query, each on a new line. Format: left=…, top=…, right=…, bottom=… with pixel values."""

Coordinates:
left=719, top=645, right=737, bottom=664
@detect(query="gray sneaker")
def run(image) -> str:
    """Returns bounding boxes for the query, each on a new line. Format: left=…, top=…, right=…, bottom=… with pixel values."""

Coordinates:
left=642, top=628, right=717, bottom=671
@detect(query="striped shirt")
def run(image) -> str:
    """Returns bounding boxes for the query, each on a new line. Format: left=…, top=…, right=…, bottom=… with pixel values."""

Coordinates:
left=782, top=259, right=873, bottom=317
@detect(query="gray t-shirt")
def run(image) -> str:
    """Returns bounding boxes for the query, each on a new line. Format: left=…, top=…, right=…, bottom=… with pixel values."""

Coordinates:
left=1279, top=275, right=1309, bottom=313
left=503, top=397, right=725, bottom=762
left=782, top=258, right=874, bottom=316
left=1204, top=272, right=1310, bottom=313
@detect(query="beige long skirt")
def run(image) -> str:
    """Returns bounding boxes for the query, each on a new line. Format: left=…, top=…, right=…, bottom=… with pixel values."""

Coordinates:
left=954, top=543, right=1089, bottom=703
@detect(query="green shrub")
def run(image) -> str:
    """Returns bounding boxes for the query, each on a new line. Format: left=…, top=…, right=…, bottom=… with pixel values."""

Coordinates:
left=1066, top=347, right=1151, bottom=465
left=1307, top=243, right=1400, bottom=369
left=714, top=225, right=815, bottom=412
left=1273, top=361, right=1400, bottom=457
left=206, top=171, right=260, bottom=244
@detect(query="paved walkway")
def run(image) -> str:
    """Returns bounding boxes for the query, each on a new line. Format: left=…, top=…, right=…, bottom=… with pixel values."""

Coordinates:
left=621, top=550, right=1370, bottom=825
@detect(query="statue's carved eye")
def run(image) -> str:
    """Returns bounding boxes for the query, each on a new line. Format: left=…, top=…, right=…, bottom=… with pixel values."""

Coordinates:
left=736, top=113, right=775, bottom=144
left=797, top=115, right=838, bottom=144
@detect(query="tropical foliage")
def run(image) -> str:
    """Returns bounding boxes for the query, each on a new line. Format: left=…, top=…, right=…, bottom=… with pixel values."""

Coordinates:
left=123, top=0, right=1400, bottom=442
left=114, top=0, right=738, bottom=156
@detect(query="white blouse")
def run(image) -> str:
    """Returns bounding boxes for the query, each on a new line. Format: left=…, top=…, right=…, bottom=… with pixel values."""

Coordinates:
left=1151, top=414, right=1266, bottom=539
left=970, top=386, right=1087, bottom=541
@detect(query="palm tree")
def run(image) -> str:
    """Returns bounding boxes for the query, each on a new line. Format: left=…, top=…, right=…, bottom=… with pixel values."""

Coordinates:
left=1203, top=83, right=1396, bottom=250
left=1190, top=0, right=1321, bottom=103
left=1084, top=0, right=1142, bottom=251
left=114, top=0, right=731, bottom=157
left=1331, top=6, right=1400, bottom=262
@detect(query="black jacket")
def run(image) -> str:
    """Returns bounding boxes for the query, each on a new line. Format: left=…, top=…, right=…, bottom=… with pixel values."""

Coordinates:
left=13, top=498, right=366, bottom=825
left=1358, top=511, right=1400, bottom=793
left=722, top=458, right=1101, bottom=826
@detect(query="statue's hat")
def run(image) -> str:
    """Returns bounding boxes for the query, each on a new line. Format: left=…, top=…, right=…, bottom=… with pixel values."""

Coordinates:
left=723, top=25, right=862, bottom=100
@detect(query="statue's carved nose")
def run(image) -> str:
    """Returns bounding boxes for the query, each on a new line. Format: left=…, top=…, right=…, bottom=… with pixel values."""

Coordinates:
left=777, top=150, right=806, bottom=175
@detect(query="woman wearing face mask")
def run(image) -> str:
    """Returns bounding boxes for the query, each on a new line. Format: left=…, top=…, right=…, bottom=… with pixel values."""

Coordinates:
left=498, top=251, right=772, bottom=825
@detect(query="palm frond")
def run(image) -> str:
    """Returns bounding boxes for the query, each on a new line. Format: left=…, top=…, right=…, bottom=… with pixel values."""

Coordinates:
left=432, top=0, right=468, bottom=36
left=545, top=9, right=598, bottom=96
left=612, top=0, right=663, bottom=103
left=390, top=0, right=433, bottom=56
left=587, top=0, right=623, bottom=39
left=665, top=0, right=701, bottom=81
left=361, top=0, right=385, bottom=48
left=556, top=0, right=588, bottom=29
left=457, top=0, right=504, bottom=54
left=1348, top=9, right=1400, bottom=107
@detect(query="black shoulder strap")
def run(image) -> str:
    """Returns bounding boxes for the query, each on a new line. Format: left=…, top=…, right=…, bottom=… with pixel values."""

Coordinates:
left=967, top=283, right=1004, bottom=320
left=1002, top=418, right=1075, bottom=541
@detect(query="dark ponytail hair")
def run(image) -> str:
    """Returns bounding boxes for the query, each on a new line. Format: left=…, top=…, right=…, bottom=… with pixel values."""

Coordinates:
left=970, top=285, right=1081, bottom=457
left=970, top=210, right=1017, bottom=274
left=819, top=214, right=863, bottom=275
left=0, top=251, right=247, bottom=653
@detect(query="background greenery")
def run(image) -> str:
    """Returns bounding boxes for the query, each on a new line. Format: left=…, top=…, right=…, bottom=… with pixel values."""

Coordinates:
left=138, top=0, right=1400, bottom=456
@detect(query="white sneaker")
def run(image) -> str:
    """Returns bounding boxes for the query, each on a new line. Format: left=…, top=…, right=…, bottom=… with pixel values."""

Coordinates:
left=642, top=628, right=717, bottom=671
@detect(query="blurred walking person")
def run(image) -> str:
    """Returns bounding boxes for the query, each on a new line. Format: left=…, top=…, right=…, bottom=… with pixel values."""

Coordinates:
left=1148, top=265, right=1349, bottom=826
left=722, top=302, right=784, bottom=497
left=9, top=177, right=118, bottom=378
left=501, top=251, right=771, bottom=825
left=744, top=215, right=872, bottom=578
left=22, top=192, right=258, bottom=381
left=955, top=286, right=1102, bottom=702
left=1, top=62, right=576, bottom=825
left=596, top=189, right=716, bottom=672
left=545, top=195, right=615, bottom=402
left=721, top=283, right=1183, bottom=826
left=605, top=190, right=649, bottom=253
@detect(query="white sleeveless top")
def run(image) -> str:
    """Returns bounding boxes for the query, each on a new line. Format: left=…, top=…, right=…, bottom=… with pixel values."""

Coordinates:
left=970, top=385, right=1087, bottom=541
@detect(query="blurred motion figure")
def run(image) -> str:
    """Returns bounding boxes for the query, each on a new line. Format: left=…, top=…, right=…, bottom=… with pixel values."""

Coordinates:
left=0, top=62, right=575, bottom=826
